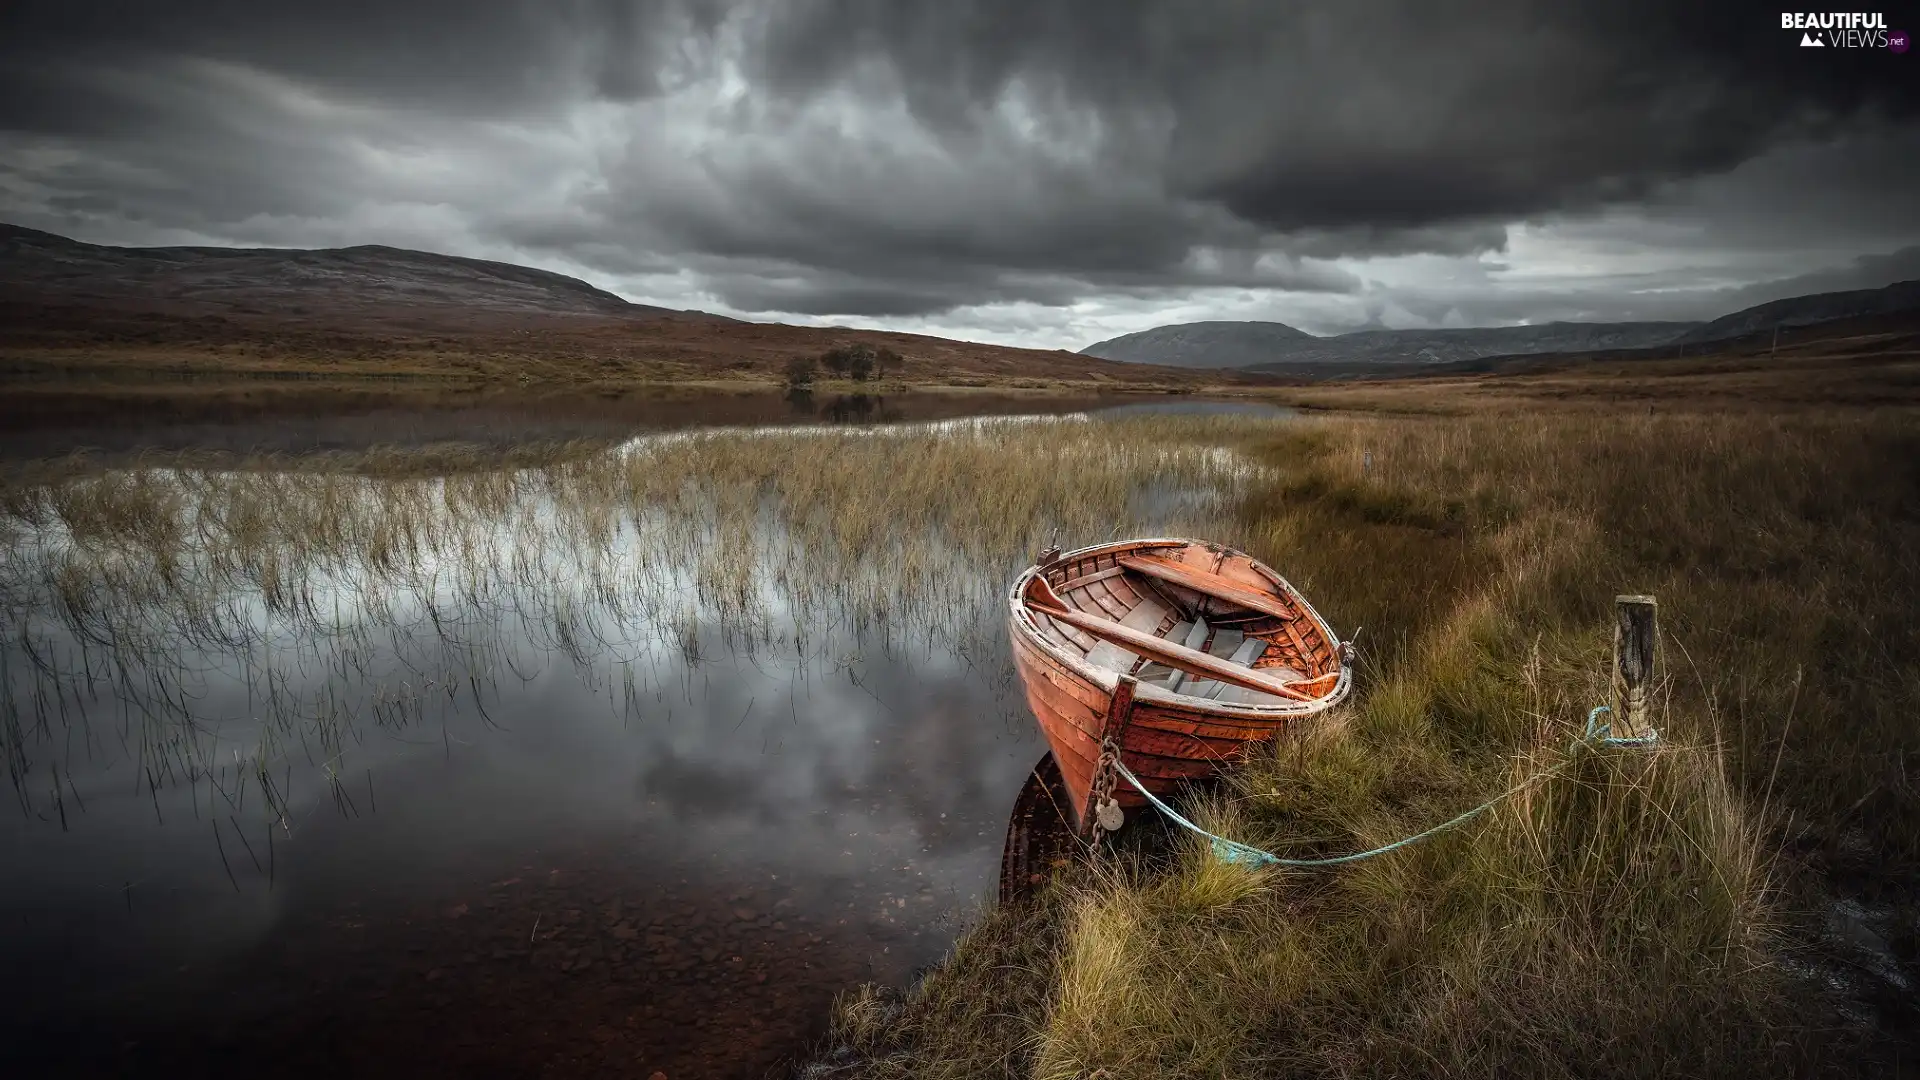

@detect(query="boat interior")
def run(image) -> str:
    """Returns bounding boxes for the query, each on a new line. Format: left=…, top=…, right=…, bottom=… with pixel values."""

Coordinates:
left=1024, top=544, right=1340, bottom=707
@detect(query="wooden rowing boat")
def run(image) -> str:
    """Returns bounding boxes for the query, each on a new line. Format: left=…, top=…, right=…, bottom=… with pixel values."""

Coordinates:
left=1008, top=537, right=1351, bottom=835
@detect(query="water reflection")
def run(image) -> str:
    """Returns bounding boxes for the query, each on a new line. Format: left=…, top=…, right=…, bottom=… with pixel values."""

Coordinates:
left=0, top=414, right=1268, bottom=1077
left=820, top=393, right=884, bottom=423
left=997, top=754, right=1079, bottom=908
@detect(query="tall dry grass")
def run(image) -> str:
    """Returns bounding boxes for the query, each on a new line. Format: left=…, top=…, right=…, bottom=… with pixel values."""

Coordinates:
left=816, top=409, right=1920, bottom=1079
left=0, top=415, right=1268, bottom=821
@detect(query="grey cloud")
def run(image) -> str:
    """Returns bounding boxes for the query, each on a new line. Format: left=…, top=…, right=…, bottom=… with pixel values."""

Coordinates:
left=1711, top=245, right=1920, bottom=308
left=1289, top=244, right=1920, bottom=336
left=0, top=1, right=723, bottom=121
left=1284, top=223, right=1513, bottom=261
left=746, top=1, right=1916, bottom=233
left=710, top=273, right=1056, bottom=318
left=497, top=82, right=1366, bottom=314
left=0, top=0, right=1915, bottom=333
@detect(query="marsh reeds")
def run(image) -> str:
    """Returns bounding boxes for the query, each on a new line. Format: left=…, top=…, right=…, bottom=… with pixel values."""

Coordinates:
left=0, top=414, right=1264, bottom=847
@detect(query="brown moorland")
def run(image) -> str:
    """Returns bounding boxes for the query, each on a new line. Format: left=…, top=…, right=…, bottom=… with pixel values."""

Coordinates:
left=0, top=299, right=1274, bottom=394
left=1274, top=309, right=1920, bottom=413
left=0, top=299, right=1285, bottom=452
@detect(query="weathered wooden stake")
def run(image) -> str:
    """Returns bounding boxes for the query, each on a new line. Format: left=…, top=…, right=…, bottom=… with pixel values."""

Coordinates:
left=1612, top=595, right=1657, bottom=738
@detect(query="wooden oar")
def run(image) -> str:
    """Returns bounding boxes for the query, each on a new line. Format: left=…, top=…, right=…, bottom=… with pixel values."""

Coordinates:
left=1118, top=555, right=1299, bottom=622
left=1025, top=577, right=1316, bottom=702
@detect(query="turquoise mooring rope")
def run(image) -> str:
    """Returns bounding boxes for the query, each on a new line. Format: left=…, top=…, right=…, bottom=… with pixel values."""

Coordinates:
left=1112, top=705, right=1659, bottom=868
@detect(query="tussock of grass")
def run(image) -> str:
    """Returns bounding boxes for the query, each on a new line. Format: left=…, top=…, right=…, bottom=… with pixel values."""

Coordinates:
left=805, top=903, right=1066, bottom=1080
left=1031, top=703, right=1791, bottom=1077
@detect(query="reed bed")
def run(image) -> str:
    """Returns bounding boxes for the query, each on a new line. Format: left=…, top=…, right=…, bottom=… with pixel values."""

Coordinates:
left=0, top=414, right=1268, bottom=832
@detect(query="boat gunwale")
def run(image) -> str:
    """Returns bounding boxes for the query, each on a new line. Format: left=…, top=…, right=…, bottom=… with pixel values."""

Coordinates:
left=1007, top=536, right=1351, bottom=721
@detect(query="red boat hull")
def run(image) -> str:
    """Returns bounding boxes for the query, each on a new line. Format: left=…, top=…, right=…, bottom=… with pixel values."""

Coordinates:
left=1008, top=538, right=1350, bottom=832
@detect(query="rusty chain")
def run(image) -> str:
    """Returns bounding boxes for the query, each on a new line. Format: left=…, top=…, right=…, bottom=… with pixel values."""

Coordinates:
left=1088, top=737, right=1125, bottom=835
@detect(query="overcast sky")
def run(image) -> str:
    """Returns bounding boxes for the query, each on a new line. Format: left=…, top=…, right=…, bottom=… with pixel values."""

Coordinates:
left=2, top=1, right=1916, bottom=349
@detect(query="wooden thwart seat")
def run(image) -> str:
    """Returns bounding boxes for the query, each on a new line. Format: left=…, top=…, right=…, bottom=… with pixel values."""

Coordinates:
left=1117, top=555, right=1300, bottom=622
left=1024, top=575, right=1317, bottom=702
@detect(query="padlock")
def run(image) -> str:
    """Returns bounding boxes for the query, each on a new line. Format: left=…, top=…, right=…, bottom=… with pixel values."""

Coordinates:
left=1096, top=798, right=1124, bottom=832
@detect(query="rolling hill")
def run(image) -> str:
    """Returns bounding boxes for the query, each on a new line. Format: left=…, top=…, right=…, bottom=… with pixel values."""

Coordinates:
left=1083, top=280, right=1920, bottom=375
left=1672, top=279, right=1920, bottom=345
left=1084, top=320, right=1698, bottom=374
left=1076, top=321, right=1319, bottom=369
left=0, top=222, right=694, bottom=324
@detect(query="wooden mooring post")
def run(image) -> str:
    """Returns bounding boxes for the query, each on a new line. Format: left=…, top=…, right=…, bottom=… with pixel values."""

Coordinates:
left=1612, top=595, right=1657, bottom=738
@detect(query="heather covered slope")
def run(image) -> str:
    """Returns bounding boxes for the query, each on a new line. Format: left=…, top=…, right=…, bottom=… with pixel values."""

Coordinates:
left=0, top=223, right=684, bottom=321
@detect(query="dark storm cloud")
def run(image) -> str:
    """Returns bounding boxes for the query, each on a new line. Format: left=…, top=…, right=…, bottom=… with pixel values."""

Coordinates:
left=745, top=0, right=1916, bottom=232
left=0, top=0, right=1915, bottom=326
left=0, top=1, right=724, bottom=122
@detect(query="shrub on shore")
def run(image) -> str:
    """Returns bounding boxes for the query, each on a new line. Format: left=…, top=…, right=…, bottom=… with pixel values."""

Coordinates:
left=820, top=343, right=884, bottom=381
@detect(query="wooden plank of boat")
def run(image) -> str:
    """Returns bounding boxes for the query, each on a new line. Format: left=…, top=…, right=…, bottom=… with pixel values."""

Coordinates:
left=1213, top=670, right=1340, bottom=704
left=1055, top=564, right=1130, bottom=593
left=1192, top=633, right=1264, bottom=699
left=1083, top=595, right=1173, bottom=674
left=1024, top=578, right=1316, bottom=702
left=1116, top=555, right=1299, bottom=623
left=1163, top=617, right=1211, bottom=694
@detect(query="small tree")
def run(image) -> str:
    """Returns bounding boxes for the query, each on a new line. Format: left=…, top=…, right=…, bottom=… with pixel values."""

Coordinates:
left=820, top=346, right=851, bottom=377
left=847, top=345, right=875, bottom=382
left=784, top=354, right=815, bottom=389
left=875, top=346, right=903, bottom=380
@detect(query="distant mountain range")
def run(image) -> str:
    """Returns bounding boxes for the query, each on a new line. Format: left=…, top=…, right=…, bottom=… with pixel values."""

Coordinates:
left=1085, top=320, right=1696, bottom=373
left=1081, top=280, right=1920, bottom=374
left=0, top=222, right=702, bottom=323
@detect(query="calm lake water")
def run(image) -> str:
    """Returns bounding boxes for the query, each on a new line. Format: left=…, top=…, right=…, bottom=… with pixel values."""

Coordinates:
left=0, top=387, right=1287, bottom=460
left=0, top=393, right=1286, bottom=1078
